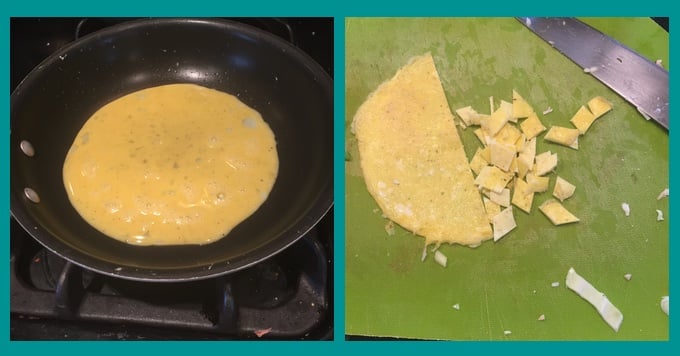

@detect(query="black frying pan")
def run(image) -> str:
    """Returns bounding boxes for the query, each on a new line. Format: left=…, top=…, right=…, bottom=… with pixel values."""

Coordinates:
left=10, top=18, right=333, bottom=282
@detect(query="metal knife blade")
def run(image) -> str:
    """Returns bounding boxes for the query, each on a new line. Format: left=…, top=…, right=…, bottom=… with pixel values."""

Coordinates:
left=517, top=17, right=668, bottom=130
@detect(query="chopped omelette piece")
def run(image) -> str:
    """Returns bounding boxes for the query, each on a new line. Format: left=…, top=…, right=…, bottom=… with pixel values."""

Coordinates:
left=474, top=166, right=515, bottom=194
left=516, top=155, right=532, bottom=179
left=587, top=96, right=613, bottom=118
left=351, top=53, right=492, bottom=246
left=469, top=148, right=490, bottom=176
left=482, top=107, right=511, bottom=137
left=455, top=106, right=487, bottom=126
left=494, top=123, right=523, bottom=146
left=539, top=199, right=579, bottom=225
left=474, top=128, right=488, bottom=146
left=545, top=126, right=580, bottom=149
left=569, top=105, right=597, bottom=134
left=526, top=172, right=550, bottom=193
left=517, top=137, right=536, bottom=179
left=483, top=197, right=502, bottom=223
left=488, top=139, right=516, bottom=172
left=534, top=151, right=558, bottom=176
left=512, top=90, right=535, bottom=120
left=553, top=176, right=576, bottom=202
left=488, top=188, right=511, bottom=208
left=499, top=100, right=515, bottom=123
left=493, top=206, right=517, bottom=241
left=519, top=113, right=547, bottom=140
left=478, top=146, right=491, bottom=163
left=512, top=178, right=534, bottom=213
left=515, top=134, right=527, bottom=153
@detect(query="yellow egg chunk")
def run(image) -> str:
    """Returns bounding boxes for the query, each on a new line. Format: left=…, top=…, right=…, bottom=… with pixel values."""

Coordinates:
left=483, top=197, right=502, bottom=223
left=515, top=134, right=527, bottom=153
left=511, top=178, right=534, bottom=214
left=482, top=107, right=511, bottom=137
left=494, top=123, right=522, bottom=146
left=469, top=148, right=490, bottom=176
left=539, top=199, right=580, bottom=225
left=474, top=166, right=514, bottom=194
left=455, top=106, right=486, bottom=126
left=488, top=188, right=511, bottom=208
left=587, top=96, right=613, bottom=118
left=500, top=100, right=516, bottom=123
left=63, top=84, right=279, bottom=246
left=488, top=139, right=517, bottom=172
left=544, top=126, right=580, bottom=149
left=526, top=172, right=550, bottom=193
left=569, top=105, right=597, bottom=134
left=519, top=113, right=547, bottom=140
left=553, top=176, right=576, bottom=202
left=516, top=155, right=532, bottom=179
left=478, top=146, right=492, bottom=163
left=474, top=128, right=488, bottom=146
left=492, top=206, right=517, bottom=241
left=534, top=151, right=558, bottom=176
left=512, top=89, right=535, bottom=120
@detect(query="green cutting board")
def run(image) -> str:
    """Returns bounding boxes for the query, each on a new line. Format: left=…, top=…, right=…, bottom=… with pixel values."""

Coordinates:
left=345, top=17, right=668, bottom=340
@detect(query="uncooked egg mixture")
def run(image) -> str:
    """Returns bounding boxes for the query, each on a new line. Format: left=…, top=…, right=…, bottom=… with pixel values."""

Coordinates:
left=63, top=83, right=279, bottom=246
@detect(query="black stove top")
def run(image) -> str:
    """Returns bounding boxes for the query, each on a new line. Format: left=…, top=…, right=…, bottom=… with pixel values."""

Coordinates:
left=9, top=17, right=334, bottom=341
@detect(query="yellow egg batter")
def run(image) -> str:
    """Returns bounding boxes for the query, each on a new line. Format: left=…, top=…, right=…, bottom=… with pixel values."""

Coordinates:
left=63, top=83, right=279, bottom=246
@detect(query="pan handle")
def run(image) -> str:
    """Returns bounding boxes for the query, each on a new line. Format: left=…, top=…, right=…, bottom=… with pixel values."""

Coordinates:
left=54, top=261, right=85, bottom=319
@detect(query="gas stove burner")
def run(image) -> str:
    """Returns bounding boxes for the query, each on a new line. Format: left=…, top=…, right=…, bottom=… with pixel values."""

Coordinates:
left=11, top=218, right=331, bottom=340
left=10, top=17, right=333, bottom=341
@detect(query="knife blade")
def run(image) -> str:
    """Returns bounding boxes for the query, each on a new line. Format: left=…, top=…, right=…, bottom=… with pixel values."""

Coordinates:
left=517, top=17, right=668, bottom=130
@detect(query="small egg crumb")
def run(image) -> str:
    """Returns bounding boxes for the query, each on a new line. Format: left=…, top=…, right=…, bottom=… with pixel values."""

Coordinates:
left=621, top=203, right=630, bottom=216
left=660, top=296, right=669, bottom=315
left=624, top=274, right=632, bottom=281
left=434, top=250, right=447, bottom=267
left=385, top=220, right=395, bottom=236
left=538, top=314, right=546, bottom=321
left=551, top=282, right=560, bottom=288
left=504, top=330, right=512, bottom=336
left=453, top=303, right=460, bottom=310
left=656, top=209, right=664, bottom=221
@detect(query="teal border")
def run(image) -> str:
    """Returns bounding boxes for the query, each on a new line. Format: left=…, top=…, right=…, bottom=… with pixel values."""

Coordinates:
left=333, top=16, right=346, bottom=343
left=2, top=0, right=677, bottom=354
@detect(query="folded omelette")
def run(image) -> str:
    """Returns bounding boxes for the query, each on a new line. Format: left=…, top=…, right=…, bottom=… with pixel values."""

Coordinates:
left=351, top=53, right=493, bottom=246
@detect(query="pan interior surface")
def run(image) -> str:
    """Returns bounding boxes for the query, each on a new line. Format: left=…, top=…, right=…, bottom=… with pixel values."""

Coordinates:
left=10, top=18, right=333, bottom=281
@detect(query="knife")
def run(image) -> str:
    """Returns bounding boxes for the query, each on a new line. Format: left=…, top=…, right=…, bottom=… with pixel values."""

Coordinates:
left=517, top=17, right=669, bottom=130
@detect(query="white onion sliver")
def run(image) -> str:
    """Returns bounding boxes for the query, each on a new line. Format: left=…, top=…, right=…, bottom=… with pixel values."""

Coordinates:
left=656, top=209, right=664, bottom=221
left=565, top=267, right=623, bottom=332
left=660, top=296, right=669, bottom=316
left=434, top=250, right=447, bottom=267
left=657, top=188, right=669, bottom=200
